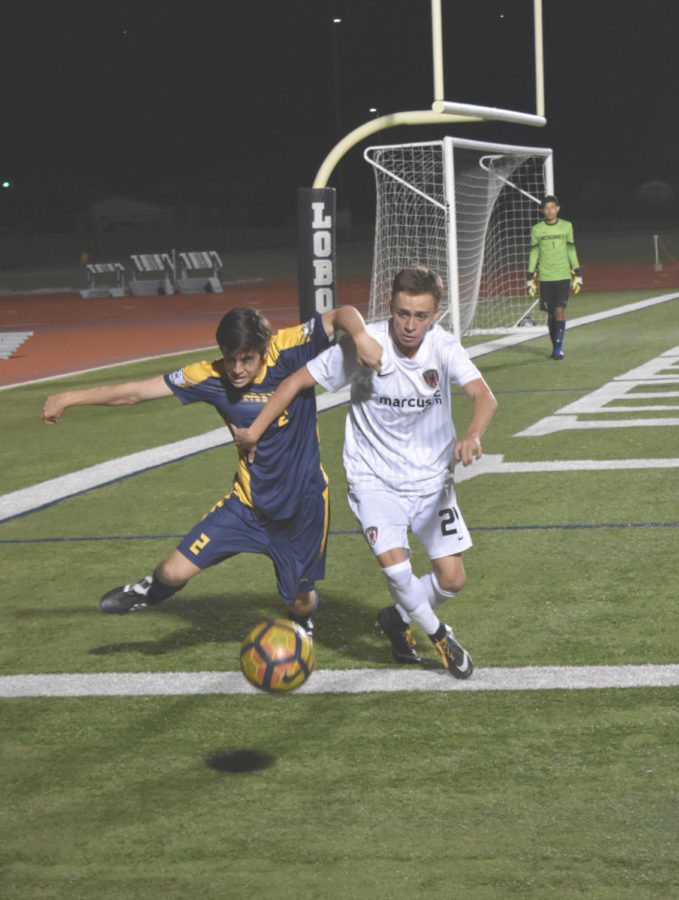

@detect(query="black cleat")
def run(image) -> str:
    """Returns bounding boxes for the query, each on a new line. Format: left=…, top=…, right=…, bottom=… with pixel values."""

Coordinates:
left=288, top=612, right=314, bottom=639
left=99, top=576, right=154, bottom=615
left=377, top=606, right=421, bottom=664
left=431, top=625, right=473, bottom=679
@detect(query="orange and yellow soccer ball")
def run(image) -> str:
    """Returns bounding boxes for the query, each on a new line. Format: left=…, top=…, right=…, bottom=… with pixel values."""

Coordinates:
left=239, top=619, right=314, bottom=693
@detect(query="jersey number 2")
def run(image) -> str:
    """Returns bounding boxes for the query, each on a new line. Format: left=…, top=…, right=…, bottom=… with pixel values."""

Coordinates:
left=439, top=506, right=460, bottom=537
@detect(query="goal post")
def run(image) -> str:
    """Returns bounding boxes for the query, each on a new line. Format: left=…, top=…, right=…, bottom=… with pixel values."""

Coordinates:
left=364, top=137, right=554, bottom=336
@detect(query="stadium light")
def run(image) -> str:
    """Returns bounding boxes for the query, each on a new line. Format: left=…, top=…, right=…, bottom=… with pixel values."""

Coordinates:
left=1, top=180, right=11, bottom=189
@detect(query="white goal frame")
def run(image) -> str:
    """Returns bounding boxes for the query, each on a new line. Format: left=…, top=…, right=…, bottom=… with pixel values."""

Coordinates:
left=364, top=137, right=554, bottom=337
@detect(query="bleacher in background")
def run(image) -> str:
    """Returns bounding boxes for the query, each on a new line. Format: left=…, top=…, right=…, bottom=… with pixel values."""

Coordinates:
left=80, top=263, right=126, bottom=299
left=129, top=253, right=176, bottom=296
left=177, top=251, right=223, bottom=293
left=80, top=251, right=224, bottom=298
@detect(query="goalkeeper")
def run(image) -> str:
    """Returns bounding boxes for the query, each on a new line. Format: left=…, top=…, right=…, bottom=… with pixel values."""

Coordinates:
left=526, top=195, right=582, bottom=360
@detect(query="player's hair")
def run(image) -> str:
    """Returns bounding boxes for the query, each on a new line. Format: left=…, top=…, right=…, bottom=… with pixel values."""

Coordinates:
left=391, top=265, right=443, bottom=306
left=542, top=194, right=559, bottom=207
left=216, top=307, right=271, bottom=358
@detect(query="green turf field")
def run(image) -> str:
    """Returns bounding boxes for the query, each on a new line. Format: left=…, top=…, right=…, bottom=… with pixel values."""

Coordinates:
left=1, top=289, right=678, bottom=898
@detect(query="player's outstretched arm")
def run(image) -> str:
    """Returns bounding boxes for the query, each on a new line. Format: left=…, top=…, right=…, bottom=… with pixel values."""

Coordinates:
left=41, top=375, right=172, bottom=424
left=321, top=306, right=381, bottom=371
left=453, top=377, right=498, bottom=466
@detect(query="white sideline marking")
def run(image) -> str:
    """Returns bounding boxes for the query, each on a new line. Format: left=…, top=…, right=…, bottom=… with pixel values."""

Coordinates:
left=0, top=427, right=232, bottom=522
left=0, top=391, right=352, bottom=522
left=4, top=446, right=679, bottom=522
left=453, top=453, right=679, bottom=482
left=465, top=292, right=679, bottom=358
left=1, top=664, right=678, bottom=698
left=516, top=345, right=679, bottom=436
left=2, top=293, right=677, bottom=393
left=1, top=296, right=678, bottom=522
left=515, top=415, right=679, bottom=436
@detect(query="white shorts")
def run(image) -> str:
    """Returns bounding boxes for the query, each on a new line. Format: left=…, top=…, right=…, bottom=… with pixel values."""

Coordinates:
left=347, top=483, right=473, bottom=560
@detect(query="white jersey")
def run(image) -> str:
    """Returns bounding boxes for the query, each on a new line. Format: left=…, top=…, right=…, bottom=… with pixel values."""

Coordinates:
left=307, top=319, right=483, bottom=495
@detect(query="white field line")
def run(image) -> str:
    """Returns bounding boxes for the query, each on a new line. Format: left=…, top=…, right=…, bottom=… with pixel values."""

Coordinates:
left=3, top=291, right=676, bottom=392
left=1, top=664, right=678, bottom=698
left=464, top=292, right=679, bottom=357
left=0, top=393, right=351, bottom=522
left=1, top=294, right=677, bottom=522
left=0, top=390, right=351, bottom=522
left=0, top=427, right=233, bottom=522
left=0, top=346, right=220, bottom=392
left=452, top=453, right=679, bottom=482
left=4, top=443, right=678, bottom=521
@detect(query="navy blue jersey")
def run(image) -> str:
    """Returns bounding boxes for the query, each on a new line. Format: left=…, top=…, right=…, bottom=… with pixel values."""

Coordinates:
left=164, top=315, right=330, bottom=520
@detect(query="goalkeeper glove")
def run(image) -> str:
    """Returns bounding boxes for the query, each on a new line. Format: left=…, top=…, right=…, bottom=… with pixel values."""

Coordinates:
left=526, top=273, right=538, bottom=298
left=571, top=268, right=583, bottom=293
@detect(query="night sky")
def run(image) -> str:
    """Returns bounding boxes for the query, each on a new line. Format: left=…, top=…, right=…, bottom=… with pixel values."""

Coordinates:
left=1, top=0, right=677, bottom=228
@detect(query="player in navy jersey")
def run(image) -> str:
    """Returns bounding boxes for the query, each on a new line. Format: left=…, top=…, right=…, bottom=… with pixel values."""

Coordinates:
left=41, top=305, right=381, bottom=633
left=233, top=267, right=497, bottom=678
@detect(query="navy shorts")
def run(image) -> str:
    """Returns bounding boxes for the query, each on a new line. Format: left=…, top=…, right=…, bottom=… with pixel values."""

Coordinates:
left=176, top=488, right=329, bottom=605
left=539, top=279, right=570, bottom=312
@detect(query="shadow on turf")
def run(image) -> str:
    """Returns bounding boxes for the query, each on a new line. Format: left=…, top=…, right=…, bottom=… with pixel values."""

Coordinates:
left=205, top=748, right=274, bottom=773
left=87, top=590, right=397, bottom=666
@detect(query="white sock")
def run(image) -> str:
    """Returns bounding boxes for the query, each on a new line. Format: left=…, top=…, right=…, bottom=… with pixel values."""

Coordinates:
left=418, top=572, right=457, bottom=609
left=382, top=560, right=440, bottom=635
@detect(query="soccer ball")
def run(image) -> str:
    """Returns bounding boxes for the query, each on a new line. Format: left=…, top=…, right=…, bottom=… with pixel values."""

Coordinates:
left=239, top=619, right=314, bottom=693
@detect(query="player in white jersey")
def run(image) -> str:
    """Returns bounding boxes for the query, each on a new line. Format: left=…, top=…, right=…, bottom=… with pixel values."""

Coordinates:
left=233, top=266, right=497, bottom=678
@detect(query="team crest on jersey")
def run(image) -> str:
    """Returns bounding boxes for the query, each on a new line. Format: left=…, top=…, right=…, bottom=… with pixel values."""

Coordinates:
left=365, top=526, right=378, bottom=546
left=168, top=367, right=188, bottom=386
left=302, top=319, right=315, bottom=339
left=422, top=368, right=440, bottom=388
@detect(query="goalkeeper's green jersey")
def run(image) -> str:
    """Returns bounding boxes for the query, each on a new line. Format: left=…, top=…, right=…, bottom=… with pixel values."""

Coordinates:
left=528, top=218, right=580, bottom=281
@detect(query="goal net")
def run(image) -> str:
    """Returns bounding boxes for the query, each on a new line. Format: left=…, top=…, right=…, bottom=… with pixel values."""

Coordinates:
left=364, top=137, right=553, bottom=336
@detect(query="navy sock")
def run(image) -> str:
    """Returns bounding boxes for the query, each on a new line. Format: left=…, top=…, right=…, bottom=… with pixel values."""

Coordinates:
left=147, top=572, right=186, bottom=605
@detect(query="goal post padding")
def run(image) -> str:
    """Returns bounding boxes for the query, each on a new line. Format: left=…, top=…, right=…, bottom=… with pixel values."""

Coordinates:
left=297, top=187, right=337, bottom=322
left=364, top=137, right=553, bottom=335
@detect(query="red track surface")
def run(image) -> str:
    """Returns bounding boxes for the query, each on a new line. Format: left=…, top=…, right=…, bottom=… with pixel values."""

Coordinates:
left=0, top=264, right=677, bottom=387
left=0, top=278, right=370, bottom=387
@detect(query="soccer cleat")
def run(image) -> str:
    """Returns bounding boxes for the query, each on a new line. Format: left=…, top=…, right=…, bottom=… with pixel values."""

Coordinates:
left=551, top=346, right=564, bottom=360
left=288, top=612, right=314, bottom=639
left=99, top=576, right=154, bottom=614
left=377, top=605, right=421, bottom=664
left=431, top=625, right=474, bottom=679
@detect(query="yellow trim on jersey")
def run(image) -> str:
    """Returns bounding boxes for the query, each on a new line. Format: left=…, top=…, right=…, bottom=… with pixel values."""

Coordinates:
left=179, top=359, right=225, bottom=385
left=319, top=480, right=330, bottom=559
left=252, top=321, right=315, bottom=384
left=233, top=453, right=253, bottom=507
